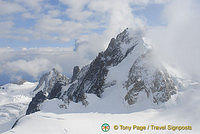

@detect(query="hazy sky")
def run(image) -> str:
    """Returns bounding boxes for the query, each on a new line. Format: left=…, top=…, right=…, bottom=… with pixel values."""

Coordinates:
left=0, top=0, right=199, bottom=84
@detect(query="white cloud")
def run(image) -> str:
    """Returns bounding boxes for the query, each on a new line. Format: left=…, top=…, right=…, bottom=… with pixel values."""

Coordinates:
left=0, top=0, right=149, bottom=84
left=147, top=0, right=200, bottom=80
left=0, top=47, right=15, bottom=66
left=0, top=0, right=148, bottom=45
left=21, top=12, right=36, bottom=19
left=0, top=0, right=170, bottom=44
left=3, top=0, right=195, bottom=84
left=2, top=58, right=61, bottom=78
left=34, top=16, right=84, bottom=42
left=0, top=0, right=25, bottom=15
left=0, top=47, right=91, bottom=83
left=87, top=0, right=146, bottom=49
left=14, top=0, right=43, bottom=11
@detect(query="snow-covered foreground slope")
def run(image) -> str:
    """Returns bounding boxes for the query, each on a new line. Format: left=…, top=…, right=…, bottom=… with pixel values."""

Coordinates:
left=0, top=82, right=37, bottom=133
left=4, top=80, right=200, bottom=134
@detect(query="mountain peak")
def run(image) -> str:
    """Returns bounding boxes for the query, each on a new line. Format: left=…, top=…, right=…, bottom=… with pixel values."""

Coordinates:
left=25, top=28, right=178, bottom=115
left=106, top=28, right=143, bottom=53
left=51, top=68, right=57, bottom=73
left=26, top=69, right=69, bottom=115
left=34, top=68, right=69, bottom=94
left=49, top=68, right=60, bottom=77
left=103, top=28, right=144, bottom=67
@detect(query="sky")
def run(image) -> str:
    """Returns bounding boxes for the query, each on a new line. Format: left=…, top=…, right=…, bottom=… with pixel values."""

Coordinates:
left=0, top=0, right=200, bottom=84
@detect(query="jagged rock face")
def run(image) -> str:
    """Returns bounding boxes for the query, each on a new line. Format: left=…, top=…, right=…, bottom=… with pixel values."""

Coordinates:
left=26, top=91, right=46, bottom=115
left=26, top=68, right=69, bottom=114
left=104, top=28, right=143, bottom=66
left=61, top=28, right=141, bottom=103
left=26, top=28, right=179, bottom=115
left=70, top=66, right=80, bottom=83
left=34, top=68, right=69, bottom=95
left=124, top=51, right=177, bottom=105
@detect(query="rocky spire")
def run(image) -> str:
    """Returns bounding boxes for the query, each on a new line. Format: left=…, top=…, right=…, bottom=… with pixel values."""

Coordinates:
left=70, top=66, right=80, bottom=83
left=26, top=68, right=69, bottom=115
left=61, top=28, right=144, bottom=103
left=33, top=68, right=69, bottom=95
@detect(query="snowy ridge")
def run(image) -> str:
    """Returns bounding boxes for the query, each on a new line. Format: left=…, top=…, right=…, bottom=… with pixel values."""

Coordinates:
left=23, top=28, right=180, bottom=115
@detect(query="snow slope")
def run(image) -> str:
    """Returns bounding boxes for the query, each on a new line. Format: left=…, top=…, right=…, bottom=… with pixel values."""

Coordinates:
left=3, top=79, right=200, bottom=134
left=0, top=82, right=37, bottom=133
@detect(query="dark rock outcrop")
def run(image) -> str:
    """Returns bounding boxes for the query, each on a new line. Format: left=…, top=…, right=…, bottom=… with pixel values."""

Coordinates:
left=26, top=68, right=69, bottom=115
left=26, top=91, right=46, bottom=115
left=61, top=28, right=141, bottom=103
left=70, top=66, right=80, bottom=83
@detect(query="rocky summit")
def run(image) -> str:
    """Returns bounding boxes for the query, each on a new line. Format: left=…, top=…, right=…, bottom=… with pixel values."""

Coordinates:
left=25, top=28, right=179, bottom=115
left=26, top=68, right=69, bottom=115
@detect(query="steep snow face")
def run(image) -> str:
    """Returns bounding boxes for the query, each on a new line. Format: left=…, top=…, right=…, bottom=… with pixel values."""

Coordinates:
left=0, top=82, right=37, bottom=133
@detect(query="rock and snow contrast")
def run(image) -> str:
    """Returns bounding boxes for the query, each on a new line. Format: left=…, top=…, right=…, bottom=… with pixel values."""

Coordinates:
left=1, top=28, right=200, bottom=134
left=24, top=28, right=180, bottom=114
left=26, top=68, right=69, bottom=115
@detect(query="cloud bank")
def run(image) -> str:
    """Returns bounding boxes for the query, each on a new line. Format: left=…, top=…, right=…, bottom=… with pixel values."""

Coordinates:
left=0, top=0, right=199, bottom=84
left=147, top=0, right=200, bottom=80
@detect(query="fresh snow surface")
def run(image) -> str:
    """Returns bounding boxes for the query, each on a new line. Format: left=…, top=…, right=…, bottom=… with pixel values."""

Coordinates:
left=4, top=81, right=200, bottom=134
left=0, top=82, right=37, bottom=133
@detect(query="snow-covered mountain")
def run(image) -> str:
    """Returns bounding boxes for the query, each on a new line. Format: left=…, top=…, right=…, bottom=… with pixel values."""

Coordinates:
left=23, top=28, right=180, bottom=115
left=0, top=82, right=37, bottom=133
left=1, top=28, right=200, bottom=134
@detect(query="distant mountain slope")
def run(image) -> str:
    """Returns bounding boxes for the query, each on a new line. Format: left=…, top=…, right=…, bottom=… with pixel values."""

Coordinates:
left=0, top=82, right=37, bottom=133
